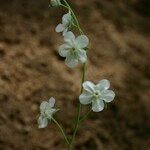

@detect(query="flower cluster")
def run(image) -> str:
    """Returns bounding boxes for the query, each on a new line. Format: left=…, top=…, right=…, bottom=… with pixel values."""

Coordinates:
left=56, top=12, right=89, bottom=68
left=38, top=0, right=116, bottom=129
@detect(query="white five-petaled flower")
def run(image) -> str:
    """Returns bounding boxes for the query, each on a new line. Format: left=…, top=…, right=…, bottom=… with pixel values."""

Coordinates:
left=56, top=13, right=72, bottom=36
left=59, top=31, right=89, bottom=68
left=79, top=79, right=115, bottom=112
left=38, top=97, right=59, bottom=128
left=50, top=0, right=61, bottom=7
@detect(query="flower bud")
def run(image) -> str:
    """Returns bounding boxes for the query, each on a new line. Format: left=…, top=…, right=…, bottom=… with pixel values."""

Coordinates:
left=50, top=0, right=61, bottom=7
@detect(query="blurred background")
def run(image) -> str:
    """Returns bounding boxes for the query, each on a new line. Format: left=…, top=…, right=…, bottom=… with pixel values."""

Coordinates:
left=0, top=0, right=150, bottom=149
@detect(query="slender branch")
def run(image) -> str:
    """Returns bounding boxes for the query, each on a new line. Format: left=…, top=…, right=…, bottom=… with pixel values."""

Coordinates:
left=79, top=109, right=92, bottom=123
left=52, top=117, right=70, bottom=146
left=62, top=0, right=83, bottom=34
left=69, top=63, right=87, bottom=150
left=60, top=4, right=69, bottom=9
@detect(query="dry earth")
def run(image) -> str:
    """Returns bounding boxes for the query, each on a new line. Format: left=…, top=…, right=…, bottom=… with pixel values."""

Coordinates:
left=0, top=0, right=150, bottom=150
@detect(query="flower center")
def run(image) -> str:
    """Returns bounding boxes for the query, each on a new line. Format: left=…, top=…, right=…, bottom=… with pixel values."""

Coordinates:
left=93, top=91, right=101, bottom=99
left=72, top=47, right=76, bottom=51
left=42, top=109, right=52, bottom=118
left=95, top=92, right=99, bottom=96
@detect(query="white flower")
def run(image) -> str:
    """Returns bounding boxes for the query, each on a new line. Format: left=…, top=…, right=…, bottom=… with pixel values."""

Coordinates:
left=50, top=0, right=61, bottom=7
left=58, top=31, right=89, bottom=68
left=38, top=97, right=59, bottom=128
left=56, top=13, right=72, bottom=36
left=79, top=79, right=115, bottom=112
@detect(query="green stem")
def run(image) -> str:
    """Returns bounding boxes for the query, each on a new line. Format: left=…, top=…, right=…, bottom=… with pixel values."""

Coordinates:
left=69, top=63, right=87, bottom=150
left=62, top=0, right=83, bottom=34
left=79, top=109, right=92, bottom=123
left=52, top=117, right=70, bottom=147
left=60, top=3, right=68, bottom=9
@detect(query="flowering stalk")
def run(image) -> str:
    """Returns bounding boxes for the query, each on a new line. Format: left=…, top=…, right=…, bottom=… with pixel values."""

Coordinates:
left=56, top=0, right=89, bottom=147
left=37, top=1, right=116, bottom=150
left=60, top=1, right=87, bottom=148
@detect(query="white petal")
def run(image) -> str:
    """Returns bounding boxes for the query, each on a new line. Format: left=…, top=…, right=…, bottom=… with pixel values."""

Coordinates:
left=40, top=101, right=48, bottom=112
left=92, top=100, right=104, bottom=112
left=48, top=97, right=55, bottom=107
left=79, top=91, right=92, bottom=105
left=58, top=44, right=70, bottom=57
left=97, top=79, right=110, bottom=91
left=55, top=24, right=64, bottom=33
left=62, top=13, right=71, bottom=25
left=65, top=52, right=78, bottom=68
left=78, top=49, right=87, bottom=63
left=64, top=31, right=75, bottom=44
left=75, top=35, right=89, bottom=48
left=38, top=115, right=48, bottom=128
left=101, top=90, right=115, bottom=102
left=62, top=28, right=68, bottom=36
left=83, top=81, right=95, bottom=93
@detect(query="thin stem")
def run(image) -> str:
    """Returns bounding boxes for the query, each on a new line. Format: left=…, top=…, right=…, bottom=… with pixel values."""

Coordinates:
left=52, top=117, right=70, bottom=146
left=60, top=4, right=69, bottom=9
left=69, top=63, right=87, bottom=150
left=72, top=23, right=78, bottom=28
left=62, top=0, right=83, bottom=34
left=79, top=109, right=92, bottom=123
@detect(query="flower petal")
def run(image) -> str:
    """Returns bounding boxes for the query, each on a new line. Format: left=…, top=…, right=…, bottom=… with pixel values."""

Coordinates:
left=62, top=28, right=68, bottom=36
left=62, top=13, right=71, bottom=25
left=79, top=91, right=92, bottom=105
left=38, top=115, right=48, bottom=128
left=78, top=49, right=87, bottom=63
left=75, top=35, right=89, bottom=48
left=101, top=90, right=115, bottom=102
left=92, top=99, right=104, bottom=112
left=83, top=81, right=95, bottom=93
left=40, top=101, right=49, bottom=112
left=58, top=44, right=70, bottom=57
left=97, top=79, right=110, bottom=91
left=65, top=52, right=78, bottom=68
left=64, top=31, right=75, bottom=44
left=55, top=24, right=64, bottom=33
left=48, top=97, right=55, bottom=107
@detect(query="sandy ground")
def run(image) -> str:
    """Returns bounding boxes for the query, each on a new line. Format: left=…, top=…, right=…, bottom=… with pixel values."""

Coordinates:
left=0, top=0, right=150, bottom=149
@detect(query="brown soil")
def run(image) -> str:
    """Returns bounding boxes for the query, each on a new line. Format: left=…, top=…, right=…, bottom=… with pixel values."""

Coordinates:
left=0, top=0, right=150, bottom=150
